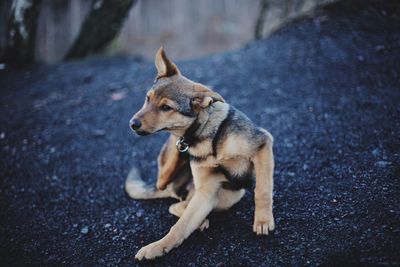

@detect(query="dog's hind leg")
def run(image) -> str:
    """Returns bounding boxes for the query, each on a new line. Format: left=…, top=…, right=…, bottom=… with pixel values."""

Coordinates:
left=156, top=135, right=190, bottom=190
left=214, top=188, right=245, bottom=211
left=169, top=201, right=209, bottom=231
left=167, top=187, right=244, bottom=231
left=168, top=201, right=189, bottom=216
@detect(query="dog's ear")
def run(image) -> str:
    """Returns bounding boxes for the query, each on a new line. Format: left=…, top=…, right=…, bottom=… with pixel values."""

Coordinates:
left=192, top=83, right=225, bottom=109
left=155, top=47, right=180, bottom=78
left=192, top=96, right=214, bottom=109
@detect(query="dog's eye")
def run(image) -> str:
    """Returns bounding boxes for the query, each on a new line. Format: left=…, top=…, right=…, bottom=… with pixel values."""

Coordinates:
left=160, top=104, right=173, bottom=112
left=146, top=95, right=150, bottom=102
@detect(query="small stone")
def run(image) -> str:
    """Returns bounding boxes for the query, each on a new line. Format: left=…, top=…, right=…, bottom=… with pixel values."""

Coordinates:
left=111, top=91, right=126, bottom=101
left=376, top=161, right=390, bottom=167
left=357, top=55, right=364, bottom=61
left=50, top=147, right=56, bottom=153
left=302, top=163, right=308, bottom=171
left=73, top=224, right=78, bottom=228
left=0, top=132, right=5, bottom=139
left=93, top=129, right=106, bottom=137
left=105, top=223, right=111, bottom=228
left=375, top=45, right=385, bottom=52
left=272, top=77, right=279, bottom=84
left=136, top=210, right=143, bottom=218
left=372, top=148, right=380, bottom=156
left=81, top=226, right=89, bottom=234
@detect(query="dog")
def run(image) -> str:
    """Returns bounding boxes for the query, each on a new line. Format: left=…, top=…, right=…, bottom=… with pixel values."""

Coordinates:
left=127, top=47, right=275, bottom=260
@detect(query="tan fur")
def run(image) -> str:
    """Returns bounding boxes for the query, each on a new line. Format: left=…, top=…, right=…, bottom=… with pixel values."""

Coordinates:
left=252, top=140, right=275, bottom=235
left=219, top=134, right=253, bottom=158
left=129, top=47, right=275, bottom=261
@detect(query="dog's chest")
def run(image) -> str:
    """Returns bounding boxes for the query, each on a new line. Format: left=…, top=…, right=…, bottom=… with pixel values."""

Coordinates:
left=187, top=135, right=255, bottom=189
left=188, top=138, right=250, bottom=170
left=188, top=139, right=213, bottom=160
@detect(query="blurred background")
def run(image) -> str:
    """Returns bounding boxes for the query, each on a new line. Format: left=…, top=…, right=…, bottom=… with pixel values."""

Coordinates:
left=0, top=0, right=335, bottom=65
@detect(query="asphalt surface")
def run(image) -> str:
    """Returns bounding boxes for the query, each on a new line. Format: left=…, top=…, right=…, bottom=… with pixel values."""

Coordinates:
left=1, top=0, right=399, bottom=266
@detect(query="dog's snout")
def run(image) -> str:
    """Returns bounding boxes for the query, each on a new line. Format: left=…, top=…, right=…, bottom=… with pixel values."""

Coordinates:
left=130, top=118, right=142, bottom=131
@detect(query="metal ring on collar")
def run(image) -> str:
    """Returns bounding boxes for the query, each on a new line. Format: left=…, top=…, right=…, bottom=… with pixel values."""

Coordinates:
left=176, top=137, right=189, bottom=153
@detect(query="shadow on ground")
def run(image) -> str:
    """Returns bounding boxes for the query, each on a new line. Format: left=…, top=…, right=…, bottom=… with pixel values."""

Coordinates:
left=0, top=0, right=399, bottom=266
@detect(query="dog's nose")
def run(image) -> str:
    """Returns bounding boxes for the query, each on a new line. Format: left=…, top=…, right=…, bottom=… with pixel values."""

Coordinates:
left=130, top=119, right=142, bottom=131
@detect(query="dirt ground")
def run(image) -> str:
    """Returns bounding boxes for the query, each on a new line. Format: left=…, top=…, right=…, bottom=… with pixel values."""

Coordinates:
left=0, top=0, right=399, bottom=266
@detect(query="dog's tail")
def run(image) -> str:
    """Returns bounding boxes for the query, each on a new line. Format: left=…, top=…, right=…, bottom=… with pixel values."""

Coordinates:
left=125, top=165, right=174, bottom=199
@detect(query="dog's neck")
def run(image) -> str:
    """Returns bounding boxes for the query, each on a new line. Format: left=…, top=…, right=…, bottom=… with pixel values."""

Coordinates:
left=184, top=118, right=203, bottom=144
left=180, top=102, right=229, bottom=147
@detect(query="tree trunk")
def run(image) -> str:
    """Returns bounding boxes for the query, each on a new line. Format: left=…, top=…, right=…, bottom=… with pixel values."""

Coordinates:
left=2, top=0, right=41, bottom=65
left=255, top=0, right=269, bottom=40
left=65, top=0, right=136, bottom=60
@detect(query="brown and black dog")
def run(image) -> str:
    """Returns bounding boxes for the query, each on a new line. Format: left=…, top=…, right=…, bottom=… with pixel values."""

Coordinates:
left=127, top=47, right=275, bottom=260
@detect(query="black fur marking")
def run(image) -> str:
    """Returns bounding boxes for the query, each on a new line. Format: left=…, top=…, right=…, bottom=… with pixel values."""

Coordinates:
left=183, top=118, right=202, bottom=147
left=181, top=114, right=214, bottom=154
left=221, top=181, right=245, bottom=191
left=176, top=180, right=191, bottom=200
left=178, top=99, right=196, bottom=117
left=189, top=154, right=211, bottom=162
left=212, top=107, right=234, bottom=156
left=178, top=110, right=196, bottom=117
left=212, top=165, right=253, bottom=190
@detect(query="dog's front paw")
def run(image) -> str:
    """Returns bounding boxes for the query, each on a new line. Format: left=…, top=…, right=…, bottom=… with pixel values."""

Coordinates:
left=253, top=212, right=275, bottom=235
left=135, top=241, right=170, bottom=261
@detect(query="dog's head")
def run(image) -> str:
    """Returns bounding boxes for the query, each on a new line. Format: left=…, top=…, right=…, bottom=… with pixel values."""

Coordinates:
left=130, top=47, right=224, bottom=136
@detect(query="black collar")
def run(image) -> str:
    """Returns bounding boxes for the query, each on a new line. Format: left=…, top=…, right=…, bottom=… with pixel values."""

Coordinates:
left=175, top=118, right=202, bottom=153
